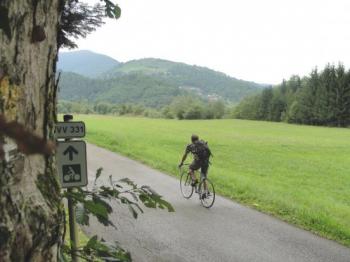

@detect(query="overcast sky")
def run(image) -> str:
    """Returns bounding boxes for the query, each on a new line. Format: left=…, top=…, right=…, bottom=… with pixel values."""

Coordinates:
left=67, top=0, right=350, bottom=84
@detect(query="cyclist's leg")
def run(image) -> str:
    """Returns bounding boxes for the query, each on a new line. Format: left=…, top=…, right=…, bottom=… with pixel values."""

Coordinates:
left=188, top=168, right=196, bottom=182
left=189, top=160, right=200, bottom=184
left=200, top=160, right=209, bottom=192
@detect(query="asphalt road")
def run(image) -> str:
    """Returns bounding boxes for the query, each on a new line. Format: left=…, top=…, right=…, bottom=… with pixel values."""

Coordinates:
left=84, top=143, right=350, bottom=262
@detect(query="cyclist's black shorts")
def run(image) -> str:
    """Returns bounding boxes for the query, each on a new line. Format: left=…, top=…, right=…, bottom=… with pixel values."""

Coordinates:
left=190, top=159, right=209, bottom=179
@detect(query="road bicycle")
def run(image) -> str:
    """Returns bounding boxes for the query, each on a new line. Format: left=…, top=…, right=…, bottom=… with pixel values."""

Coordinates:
left=179, top=164, right=215, bottom=208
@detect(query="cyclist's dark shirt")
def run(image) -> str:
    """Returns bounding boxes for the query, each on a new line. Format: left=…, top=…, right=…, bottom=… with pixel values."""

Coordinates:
left=186, top=141, right=207, bottom=161
left=185, top=143, right=196, bottom=158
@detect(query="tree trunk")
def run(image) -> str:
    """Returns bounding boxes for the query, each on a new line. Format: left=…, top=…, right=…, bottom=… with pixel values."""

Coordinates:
left=0, top=1, right=63, bottom=261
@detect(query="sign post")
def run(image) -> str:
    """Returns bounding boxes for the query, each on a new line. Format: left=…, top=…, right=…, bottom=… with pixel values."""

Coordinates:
left=57, top=141, right=87, bottom=188
left=56, top=114, right=88, bottom=262
left=67, top=186, right=79, bottom=262
left=55, top=121, right=85, bottom=139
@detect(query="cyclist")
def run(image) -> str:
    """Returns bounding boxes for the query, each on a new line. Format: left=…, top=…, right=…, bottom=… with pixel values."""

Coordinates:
left=178, top=134, right=212, bottom=198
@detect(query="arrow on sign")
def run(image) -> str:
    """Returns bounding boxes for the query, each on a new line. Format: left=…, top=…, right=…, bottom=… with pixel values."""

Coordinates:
left=63, top=146, right=78, bottom=161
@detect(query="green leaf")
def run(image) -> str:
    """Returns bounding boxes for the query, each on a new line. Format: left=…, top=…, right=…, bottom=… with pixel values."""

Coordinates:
left=139, top=193, right=156, bottom=208
left=157, top=198, right=175, bottom=212
left=85, top=235, right=98, bottom=250
left=84, top=200, right=108, bottom=219
left=58, top=244, right=71, bottom=262
left=141, top=185, right=159, bottom=196
left=102, top=0, right=121, bottom=19
left=93, top=194, right=113, bottom=214
left=111, top=4, right=121, bottom=19
left=128, top=191, right=139, bottom=202
left=128, top=205, right=138, bottom=219
left=118, top=178, right=137, bottom=188
left=83, top=235, right=131, bottom=261
left=100, top=186, right=120, bottom=198
left=75, top=203, right=90, bottom=226
left=94, top=167, right=103, bottom=185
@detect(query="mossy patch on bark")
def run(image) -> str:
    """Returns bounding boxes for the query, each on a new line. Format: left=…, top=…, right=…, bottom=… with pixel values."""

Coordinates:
left=0, top=76, right=20, bottom=120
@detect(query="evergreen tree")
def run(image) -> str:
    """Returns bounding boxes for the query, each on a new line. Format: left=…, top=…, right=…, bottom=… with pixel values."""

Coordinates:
left=297, top=69, right=319, bottom=124
left=314, top=64, right=335, bottom=124
left=257, top=87, right=273, bottom=120
left=332, top=64, right=350, bottom=126
left=233, top=63, right=350, bottom=127
left=268, top=90, right=286, bottom=122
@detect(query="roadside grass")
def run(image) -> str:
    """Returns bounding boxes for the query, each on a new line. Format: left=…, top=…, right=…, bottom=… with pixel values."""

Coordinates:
left=71, top=115, right=350, bottom=246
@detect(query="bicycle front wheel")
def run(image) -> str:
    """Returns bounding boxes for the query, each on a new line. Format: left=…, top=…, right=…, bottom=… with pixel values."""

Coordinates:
left=198, top=178, right=215, bottom=208
left=180, top=170, right=194, bottom=199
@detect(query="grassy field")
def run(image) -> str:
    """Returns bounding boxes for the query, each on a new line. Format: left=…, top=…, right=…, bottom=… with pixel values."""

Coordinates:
left=71, top=115, right=350, bottom=246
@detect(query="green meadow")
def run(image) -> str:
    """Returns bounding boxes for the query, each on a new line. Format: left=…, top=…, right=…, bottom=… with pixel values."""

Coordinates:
left=74, top=115, right=350, bottom=246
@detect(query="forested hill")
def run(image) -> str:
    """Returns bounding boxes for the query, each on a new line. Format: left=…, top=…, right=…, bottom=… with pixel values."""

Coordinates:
left=58, top=51, right=264, bottom=106
left=58, top=50, right=120, bottom=77
left=59, top=72, right=181, bottom=108
left=103, top=58, right=263, bottom=102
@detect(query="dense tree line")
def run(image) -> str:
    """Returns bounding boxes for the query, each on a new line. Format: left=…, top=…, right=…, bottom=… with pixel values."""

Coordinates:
left=58, top=96, right=228, bottom=119
left=163, top=96, right=226, bottom=119
left=233, top=64, right=350, bottom=127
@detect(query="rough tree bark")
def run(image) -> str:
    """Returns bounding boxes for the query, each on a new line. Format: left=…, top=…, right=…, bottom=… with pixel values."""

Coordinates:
left=0, top=1, right=63, bottom=261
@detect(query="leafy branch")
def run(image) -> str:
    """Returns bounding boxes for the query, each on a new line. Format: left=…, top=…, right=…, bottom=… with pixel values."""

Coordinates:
left=59, top=0, right=121, bottom=49
left=61, top=235, right=131, bottom=262
left=61, top=168, right=174, bottom=261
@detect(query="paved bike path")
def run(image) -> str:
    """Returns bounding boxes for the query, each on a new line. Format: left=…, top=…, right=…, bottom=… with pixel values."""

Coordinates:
left=84, top=143, right=350, bottom=262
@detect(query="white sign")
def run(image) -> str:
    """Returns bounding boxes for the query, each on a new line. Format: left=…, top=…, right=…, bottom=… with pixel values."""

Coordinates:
left=57, top=141, right=87, bottom=188
left=55, top=122, right=85, bottom=139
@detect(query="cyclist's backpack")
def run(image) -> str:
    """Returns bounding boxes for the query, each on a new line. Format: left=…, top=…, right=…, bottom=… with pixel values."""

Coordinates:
left=195, top=140, right=212, bottom=160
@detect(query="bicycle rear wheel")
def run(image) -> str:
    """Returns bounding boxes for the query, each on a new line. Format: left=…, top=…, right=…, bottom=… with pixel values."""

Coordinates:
left=198, top=178, right=215, bottom=208
left=180, top=170, right=194, bottom=199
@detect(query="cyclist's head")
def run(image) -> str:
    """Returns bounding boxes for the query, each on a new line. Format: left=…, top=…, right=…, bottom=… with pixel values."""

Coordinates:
left=191, top=134, right=199, bottom=143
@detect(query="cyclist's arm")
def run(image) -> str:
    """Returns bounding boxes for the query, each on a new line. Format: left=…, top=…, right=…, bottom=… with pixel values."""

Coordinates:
left=180, top=145, right=191, bottom=166
left=180, top=152, right=188, bottom=165
left=179, top=144, right=191, bottom=166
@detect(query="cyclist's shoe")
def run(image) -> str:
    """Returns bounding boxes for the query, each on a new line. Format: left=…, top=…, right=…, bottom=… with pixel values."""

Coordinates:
left=201, top=191, right=210, bottom=199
